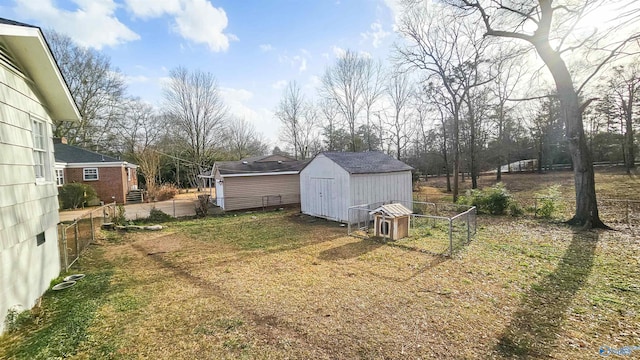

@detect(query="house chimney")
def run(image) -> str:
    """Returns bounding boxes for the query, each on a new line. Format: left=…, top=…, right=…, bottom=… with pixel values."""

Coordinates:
left=53, top=137, right=68, bottom=144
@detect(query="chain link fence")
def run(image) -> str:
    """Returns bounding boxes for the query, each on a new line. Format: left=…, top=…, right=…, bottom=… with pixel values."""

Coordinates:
left=348, top=200, right=477, bottom=256
left=513, top=196, right=640, bottom=231
left=57, top=202, right=116, bottom=271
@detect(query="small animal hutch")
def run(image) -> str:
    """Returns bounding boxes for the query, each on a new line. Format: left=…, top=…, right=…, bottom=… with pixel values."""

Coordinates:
left=369, top=203, right=413, bottom=240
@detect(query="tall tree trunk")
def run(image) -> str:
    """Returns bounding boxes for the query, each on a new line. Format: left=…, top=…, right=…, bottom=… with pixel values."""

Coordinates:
left=535, top=41, right=606, bottom=228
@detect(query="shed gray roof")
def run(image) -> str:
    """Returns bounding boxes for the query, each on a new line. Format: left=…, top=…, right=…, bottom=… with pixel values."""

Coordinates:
left=320, top=151, right=413, bottom=174
left=216, top=158, right=307, bottom=175
left=54, top=142, right=129, bottom=164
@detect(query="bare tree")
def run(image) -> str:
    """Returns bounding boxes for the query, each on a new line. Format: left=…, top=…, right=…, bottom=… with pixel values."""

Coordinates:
left=490, top=48, right=526, bottom=181
left=276, top=81, right=309, bottom=159
left=112, top=98, right=164, bottom=157
left=320, top=50, right=367, bottom=151
left=47, top=30, right=126, bottom=149
left=606, top=64, right=640, bottom=173
left=395, top=2, right=490, bottom=201
left=135, top=146, right=162, bottom=200
left=223, top=117, right=268, bottom=160
left=362, top=59, right=386, bottom=151
left=448, top=0, right=640, bottom=227
left=163, top=66, right=227, bottom=186
left=383, top=71, right=415, bottom=160
left=318, top=97, right=343, bottom=151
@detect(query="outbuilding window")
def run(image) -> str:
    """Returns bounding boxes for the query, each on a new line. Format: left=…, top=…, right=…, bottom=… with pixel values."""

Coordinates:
left=83, top=167, right=99, bottom=181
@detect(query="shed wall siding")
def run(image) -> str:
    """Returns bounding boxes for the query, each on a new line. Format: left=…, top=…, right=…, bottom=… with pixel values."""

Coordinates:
left=349, top=171, right=413, bottom=210
left=300, top=154, right=350, bottom=221
left=0, top=64, right=61, bottom=333
left=222, top=174, right=300, bottom=211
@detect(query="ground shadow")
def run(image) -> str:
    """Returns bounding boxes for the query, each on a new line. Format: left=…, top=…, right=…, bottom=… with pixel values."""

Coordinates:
left=317, top=238, right=384, bottom=261
left=495, top=230, right=599, bottom=358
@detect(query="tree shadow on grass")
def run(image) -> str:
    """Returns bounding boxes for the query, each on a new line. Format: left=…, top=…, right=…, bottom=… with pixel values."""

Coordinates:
left=317, top=238, right=384, bottom=261
left=495, top=231, right=599, bottom=358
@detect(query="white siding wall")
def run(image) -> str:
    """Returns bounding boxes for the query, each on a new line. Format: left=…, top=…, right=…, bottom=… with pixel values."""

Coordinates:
left=300, top=154, right=350, bottom=221
left=350, top=171, right=413, bottom=213
left=0, top=63, right=61, bottom=333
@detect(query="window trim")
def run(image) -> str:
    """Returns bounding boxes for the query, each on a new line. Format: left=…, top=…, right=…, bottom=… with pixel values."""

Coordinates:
left=83, top=167, right=99, bottom=181
left=32, top=116, right=50, bottom=184
left=55, top=168, right=65, bottom=186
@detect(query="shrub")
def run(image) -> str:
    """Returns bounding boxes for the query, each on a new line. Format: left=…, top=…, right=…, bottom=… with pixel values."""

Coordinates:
left=509, top=202, right=524, bottom=217
left=59, top=183, right=98, bottom=209
left=155, top=184, right=178, bottom=201
left=113, top=204, right=127, bottom=226
left=535, top=185, right=564, bottom=219
left=457, top=183, right=514, bottom=215
left=4, top=307, right=32, bottom=332
left=147, top=207, right=172, bottom=222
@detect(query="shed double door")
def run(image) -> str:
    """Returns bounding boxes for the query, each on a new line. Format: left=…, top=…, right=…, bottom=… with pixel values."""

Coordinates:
left=310, top=177, right=335, bottom=219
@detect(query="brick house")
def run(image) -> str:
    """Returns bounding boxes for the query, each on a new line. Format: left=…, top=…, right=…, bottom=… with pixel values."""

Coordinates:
left=53, top=138, right=139, bottom=204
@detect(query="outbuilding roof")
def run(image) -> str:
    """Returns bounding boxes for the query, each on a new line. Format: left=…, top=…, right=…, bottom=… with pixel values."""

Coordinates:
left=320, top=151, right=413, bottom=174
left=54, top=142, right=131, bottom=165
left=369, top=203, right=413, bottom=218
left=215, top=157, right=307, bottom=176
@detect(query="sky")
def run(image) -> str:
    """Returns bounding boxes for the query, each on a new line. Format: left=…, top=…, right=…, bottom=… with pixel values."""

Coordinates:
left=1, top=0, right=403, bottom=148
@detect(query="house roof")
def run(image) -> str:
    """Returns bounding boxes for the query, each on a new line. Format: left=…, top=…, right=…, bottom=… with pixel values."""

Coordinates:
left=369, top=203, right=413, bottom=218
left=0, top=18, right=80, bottom=122
left=319, top=151, right=413, bottom=174
left=215, top=157, right=307, bottom=176
left=54, top=142, right=133, bottom=165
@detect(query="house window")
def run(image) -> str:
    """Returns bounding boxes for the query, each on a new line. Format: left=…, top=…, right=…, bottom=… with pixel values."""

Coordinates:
left=32, top=118, right=49, bottom=182
left=36, top=232, right=45, bottom=246
left=83, top=168, right=99, bottom=181
left=55, top=169, right=64, bottom=186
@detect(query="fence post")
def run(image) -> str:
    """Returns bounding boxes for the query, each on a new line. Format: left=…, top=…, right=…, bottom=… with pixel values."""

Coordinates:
left=62, top=226, right=68, bottom=271
left=74, top=222, right=79, bottom=265
left=173, top=199, right=176, bottom=217
left=466, top=210, right=471, bottom=244
left=626, top=199, right=630, bottom=229
left=90, top=211, right=95, bottom=244
left=449, top=218, right=453, bottom=257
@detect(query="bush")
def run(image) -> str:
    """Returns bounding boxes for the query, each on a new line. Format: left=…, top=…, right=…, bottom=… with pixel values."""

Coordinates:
left=458, top=183, right=514, bottom=215
left=58, top=183, right=98, bottom=209
left=535, top=185, right=564, bottom=219
left=155, top=184, right=178, bottom=201
left=113, top=204, right=127, bottom=226
left=147, top=207, right=172, bottom=222
left=509, top=202, right=524, bottom=217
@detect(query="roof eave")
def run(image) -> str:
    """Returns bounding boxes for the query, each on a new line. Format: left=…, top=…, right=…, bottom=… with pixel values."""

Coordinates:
left=0, top=23, right=81, bottom=122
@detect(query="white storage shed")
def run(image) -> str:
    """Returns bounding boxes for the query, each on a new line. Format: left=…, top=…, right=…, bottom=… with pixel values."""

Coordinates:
left=300, top=152, right=413, bottom=222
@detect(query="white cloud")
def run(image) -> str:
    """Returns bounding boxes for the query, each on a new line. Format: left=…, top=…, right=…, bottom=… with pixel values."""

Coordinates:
left=220, top=87, right=279, bottom=145
left=259, top=43, right=273, bottom=52
left=124, top=0, right=235, bottom=52
left=124, top=74, right=150, bottom=84
left=173, top=0, right=233, bottom=52
left=279, top=50, right=311, bottom=73
left=383, top=0, right=403, bottom=25
left=361, top=21, right=389, bottom=48
left=272, top=80, right=287, bottom=90
left=332, top=45, right=346, bottom=58
left=13, top=0, right=139, bottom=49
left=125, top=0, right=181, bottom=18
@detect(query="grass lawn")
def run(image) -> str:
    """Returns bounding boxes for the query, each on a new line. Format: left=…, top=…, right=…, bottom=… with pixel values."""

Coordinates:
left=1, top=169, right=639, bottom=359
